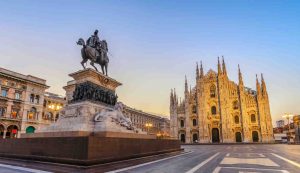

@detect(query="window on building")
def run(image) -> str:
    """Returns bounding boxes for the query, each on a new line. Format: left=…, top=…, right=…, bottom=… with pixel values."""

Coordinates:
left=11, top=109, right=19, bottom=119
left=180, top=120, right=184, bottom=127
left=192, top=105, right=197, bottom=113
left=251, top=114, right=256, bottom=123
left=43, top=112, right=53, bottom=120
left=211, top=106, right=217, bottom=115
left=30, top=94, right=34, bottom=103
left=35, top=95, right=40, bottom=104
left=235, top=115, right=239, bottom=124
left=210, top=85, right=216, bottom=98
left=0, top=107, right=6, bottom=116
left=15, top=92, right=21, bottom=100
left=193, top=119, right=197, bottom=126
left=28, top=107, right=37, bottom=120
left=233, top=101, right=239, bottom=110
left=1, top=89, right=8, bottom=97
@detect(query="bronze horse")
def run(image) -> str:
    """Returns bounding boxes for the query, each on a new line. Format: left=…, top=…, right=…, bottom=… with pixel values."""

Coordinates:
left=76, top=38, right=109, bottom=75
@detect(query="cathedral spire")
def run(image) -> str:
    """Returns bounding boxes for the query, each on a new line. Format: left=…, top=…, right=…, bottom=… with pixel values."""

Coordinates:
left=174, top=88, right=178, bottom=105
left=170, top=88, right=174, bottom=105
left=185, top=75, right=188, bottom=94
left=218, top=57, right=222, bottom=75
left=238, top=64, right=244, bottom=86
left=200, top=61, right=204, bottom=78
left=222, top=56, right=227, bottom=76
left=196, top=62, right=200, bottom=80
left=261, top=73, right=267, bottom=96
left=256, top=74, right=261, bottom=95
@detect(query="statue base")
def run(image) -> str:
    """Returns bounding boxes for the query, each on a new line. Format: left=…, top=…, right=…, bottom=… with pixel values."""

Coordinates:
left=26, top=68, right=145, bottom=137
left=4, top=68, right=181, bottom=166
left=0, top=136, right=181, bottom=166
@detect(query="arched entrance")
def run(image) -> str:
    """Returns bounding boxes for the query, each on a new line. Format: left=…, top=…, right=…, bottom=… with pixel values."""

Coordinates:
left=0, top=124, right=4, bottom=139
left=26, top=126, right=35, bottom=134
left=192, top=133, right=198, bottom=143
left=180, top=133, right=185, bottom=143
left=6, top=125, right=18, bottom=138
left=252, top=131, right=259, bottom=142
left=212, top=128, right=220, bottom=143
left=235, top=132, right=242, bottom=142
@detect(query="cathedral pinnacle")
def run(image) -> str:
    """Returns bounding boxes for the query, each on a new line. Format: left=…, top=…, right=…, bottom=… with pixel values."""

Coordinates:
left=196, top=62, right=200, bottom=80
left=218, top=57, right=222, bottom=75
left=222, top=56, right=227, bottom=75
left=200, top=61, right=204, bottom=78
left=256, top=74, right=261, bottom=95
left=238, top=64, right=243, bottom=86
left=261, top=73, right=267, bottom=95
left=170, top=88, right=174, bottom=105
left=185, top=75, right=188, bottom=94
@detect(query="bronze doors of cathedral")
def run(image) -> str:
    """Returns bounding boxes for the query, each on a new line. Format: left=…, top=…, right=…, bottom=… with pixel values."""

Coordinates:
left=235, top=132, right=242, bottom=142
left=212, top=128, right=220, bottom=143
left=252, top=131, right=259, bottom=142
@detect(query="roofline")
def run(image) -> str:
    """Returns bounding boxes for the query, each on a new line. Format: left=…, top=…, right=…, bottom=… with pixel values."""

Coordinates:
left=0, top=67, right=49, bottom=88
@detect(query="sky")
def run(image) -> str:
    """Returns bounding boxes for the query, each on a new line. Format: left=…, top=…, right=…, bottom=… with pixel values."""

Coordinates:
left=0, top=1, right=300, bottom=124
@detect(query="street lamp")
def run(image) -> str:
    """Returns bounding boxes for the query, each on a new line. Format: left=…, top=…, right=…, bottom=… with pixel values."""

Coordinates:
left=282, top=113, right=294, bottom=142
left=145, top=123, right=153, bottom=134
left=48, top=104, right=63, bottom=122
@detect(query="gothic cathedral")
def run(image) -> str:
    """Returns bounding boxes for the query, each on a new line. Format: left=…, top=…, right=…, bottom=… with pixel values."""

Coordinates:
left=170, top=57, right=274, bottom=143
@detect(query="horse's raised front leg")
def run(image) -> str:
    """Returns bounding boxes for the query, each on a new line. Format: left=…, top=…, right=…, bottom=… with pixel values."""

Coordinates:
left=90, top=61, right=98, bottom=71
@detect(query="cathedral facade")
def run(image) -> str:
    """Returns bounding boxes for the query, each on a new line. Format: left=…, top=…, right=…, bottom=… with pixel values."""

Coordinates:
left=170, top=58, right=274, bottom=143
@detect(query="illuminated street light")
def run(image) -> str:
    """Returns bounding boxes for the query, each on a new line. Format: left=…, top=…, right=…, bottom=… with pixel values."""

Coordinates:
left=282, top=113, right=294, bottom=142
left=48, top=104, right=63, bottom=122
left=145, top=123, right=153, bottom=134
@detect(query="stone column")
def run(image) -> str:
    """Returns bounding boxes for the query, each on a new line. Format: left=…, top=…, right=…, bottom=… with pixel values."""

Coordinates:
left=3, top=130, right=6, bottom=139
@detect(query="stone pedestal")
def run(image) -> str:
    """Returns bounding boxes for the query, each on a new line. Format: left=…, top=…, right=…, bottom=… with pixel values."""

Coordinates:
left=3, top=68, right=181, bottom=166
left=26, top=68, right=144, bottom=136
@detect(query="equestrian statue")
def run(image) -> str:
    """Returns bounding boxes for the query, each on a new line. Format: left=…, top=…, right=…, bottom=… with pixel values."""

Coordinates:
left=77, top=29, right=109, bottom=76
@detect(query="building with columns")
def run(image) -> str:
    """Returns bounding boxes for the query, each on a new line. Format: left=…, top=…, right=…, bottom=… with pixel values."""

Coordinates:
left=0, top=67, right=49, bottom=138
left=43, top=92, right=66, bottom=123
left=123, top=104, right=170, bottom=136
left=170, top=57, right=274, bottom=143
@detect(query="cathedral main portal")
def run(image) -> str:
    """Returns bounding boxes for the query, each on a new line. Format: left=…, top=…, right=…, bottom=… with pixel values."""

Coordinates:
left=212, top=128, right=220, bottom=143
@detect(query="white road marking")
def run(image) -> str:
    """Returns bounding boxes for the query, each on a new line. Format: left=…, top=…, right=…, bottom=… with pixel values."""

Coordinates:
left=220, top=157, right=279, bottom=167
left=185, top=152, right=220, bottom=173
left=271, top=153, right=300, bottom=168
left=258, top=154, right=265, bottom=157
left=0, top=163, right=52, bottom=173
left=212, top=166, right=289, bottom=173
left=106, top=151, right=193, bottom=173
left=269, top=149, right=276, bottom=152
left=226, top=153, right=230, bottom=157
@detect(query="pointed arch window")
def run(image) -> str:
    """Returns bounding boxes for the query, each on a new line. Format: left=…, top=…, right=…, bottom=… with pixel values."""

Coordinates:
left=234, top=115, right=239, bottom=124
left=180, top=119, right=185, bottom=127
left=233, top=101, right=239, bottom=110
left=210, top=85, right=216, bottom=98
left=211, top=106, right=217, bottom=115
left=192, top=119, right=197, bottom=126
left=251, top=114, right=256, bottom=123
left=192, top=105, right=197, bottom=113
